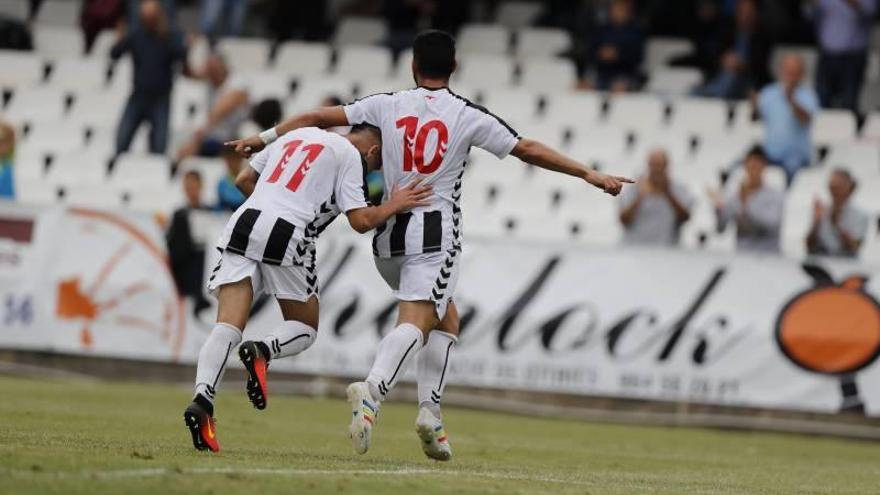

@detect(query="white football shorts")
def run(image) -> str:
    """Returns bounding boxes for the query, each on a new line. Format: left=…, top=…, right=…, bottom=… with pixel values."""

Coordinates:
left=207, top=250, right=318, bottom=302
left=374, top=249, right=461, bottom=320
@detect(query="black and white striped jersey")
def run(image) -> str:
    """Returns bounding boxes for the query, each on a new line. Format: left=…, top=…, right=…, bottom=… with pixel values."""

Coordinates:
left=344, top=86, right=520, bottom=258
left=216, top=127, right=368, bottom=266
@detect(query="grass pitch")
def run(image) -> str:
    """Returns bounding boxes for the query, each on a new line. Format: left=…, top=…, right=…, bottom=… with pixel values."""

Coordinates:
left=1, top=376, right=879, bottom=495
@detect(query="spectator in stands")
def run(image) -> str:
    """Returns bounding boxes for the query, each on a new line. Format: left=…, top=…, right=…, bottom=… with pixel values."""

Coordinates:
left=757, top=54, right=819, bottom=181
left=808, top=0, right=877, bottom=113
left=176, top=53, right=249, bottom=161
left=201, top=0, right=249, bottom=41
left=112, top=0, right=187, bottom=156
left=587, top=0, right=644, bottom=92
left=692, top=0, right=773, bottom=99
left=710, top=146, right=784, bottom=253
left=167, top=170, right=211, bottom=316
left=0, top=122, right=14, bottom=199
left=618, top=149, right=693, bottom=246
left=216, top=150, right=245, bottom=211
left=806, top=168, right=869, bottom=257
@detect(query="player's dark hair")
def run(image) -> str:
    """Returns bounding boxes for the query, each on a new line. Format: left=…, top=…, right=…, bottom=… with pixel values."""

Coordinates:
left=350, top=123, right=382, bottom=143
left=745, top=144, right=767, bottom=162
left=412, top=30, right=456, bottom=80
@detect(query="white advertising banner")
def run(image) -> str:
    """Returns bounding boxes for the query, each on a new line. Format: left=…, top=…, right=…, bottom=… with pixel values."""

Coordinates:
left=1, top=203, right=879, bottom=417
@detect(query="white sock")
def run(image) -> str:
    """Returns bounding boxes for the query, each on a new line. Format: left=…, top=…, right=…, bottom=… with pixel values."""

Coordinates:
left=417, top=331, right=457, bottom=418
left=366, top=323, right=424, bottom=403
left=262, top=321, right=317, bottom=360
left=194, top=323, right=242, bottom=404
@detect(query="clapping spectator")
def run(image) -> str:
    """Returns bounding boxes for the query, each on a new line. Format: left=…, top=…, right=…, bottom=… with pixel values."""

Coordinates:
left=693, top=0, right=773, bottom=99
left=757, top=54, right=819, bottom=181
left=166, top=170, right=211, bottom=315
left=0, top=122, right=14, bottom=199
left=619, top=149, right=693, bottom=246
left=587, top=0, right=644, bottom=92
left=808, top=0, right=877, bottom=113
left=176, top=53, right=249, bottom=161
left=200, top=0, right=249, bottom=41
left=112, top=0, right=187, bottom=155
left=710, top=146, right=784, bottom=253
left=806, top=168, right=869, bottom=257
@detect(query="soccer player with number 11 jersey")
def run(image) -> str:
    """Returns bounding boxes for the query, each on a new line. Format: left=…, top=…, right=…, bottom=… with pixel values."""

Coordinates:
left=228, top=30, right=633, bottom=461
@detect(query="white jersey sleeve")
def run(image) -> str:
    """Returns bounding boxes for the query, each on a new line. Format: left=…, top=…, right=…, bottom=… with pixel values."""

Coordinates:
left=470, top=108, right=520, bottom=159
left=334, top=147, right=369, bottom=213
left=343, top=93, right=392, bottom=127
left=249, top=147, right=271, bottom=174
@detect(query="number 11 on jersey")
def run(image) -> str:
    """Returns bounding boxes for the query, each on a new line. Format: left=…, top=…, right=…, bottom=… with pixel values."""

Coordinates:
left=266, top=140, right=325, bottom=192
left=396, top=116, right=449, bottom=174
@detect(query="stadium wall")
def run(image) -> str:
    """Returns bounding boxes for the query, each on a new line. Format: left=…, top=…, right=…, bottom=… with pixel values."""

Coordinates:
left=2, top=203, right=880, bottom=428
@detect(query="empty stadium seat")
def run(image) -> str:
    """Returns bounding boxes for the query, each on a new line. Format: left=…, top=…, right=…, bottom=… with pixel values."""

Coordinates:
left=88, top=30, right=117, bottom=59
left=244, top=71, right=292, bottom=101
left=335, top=45, right=393, bottom=80
left=519, top=58, right=577, bottom=92
left=669, top=97, right=729, bottom=137
left=730, top=100, right=764, bottom=141
left=22, top=121, right=86, bottom=153
left=34, top=26, right=84, bottom=59
left=70, top=90, right=129, bottom=129
left=455, top=54, right=515, bottom=88
left=646, top=68, right=702, bottom=97
left=812, top=110, right=858, bottom=146
left=644, top=37, right=692, bottom=71
left=110, top=153, right=172, bottom=190
left=515, top=121, right=566, bottom=148
left=333, top=16, right=387, bottom=46
left=356, top=78, right=414, bottom=99
left=125, top=185, right=182, bottom=214
left=33, top=0, right=79, bottom=26
left=48, top=58, right=110, bottom=92
left=515, top=27, right=571, bottom=58
left=543, top=92, right=603, bottom=128
left=0, top=0, right=28, bottom=20
left=480, top=87, right=541, bottom=127
left=286, top=77, right=355, bottom=115
left=457, top=24, right=510, bottom=55
left=392, top=48, right=414, bottom=81
left=0, top=50, right=45, bottom=90
left=496, top=1, right=543, bottom=28
left=4, top=87, right=69, bottom=124
left=862, top=112, right=880, bottom=140
left=217, top=38, right=271, bottom=72
left=605, top=94, right=666, bottom=132
left=62, top=185, right=124, bottom=209
left=822, top=143, right=880, bottom=183
left=46, top=149, right=110, bottom=188
left=274, top=41, right=332, bottom=77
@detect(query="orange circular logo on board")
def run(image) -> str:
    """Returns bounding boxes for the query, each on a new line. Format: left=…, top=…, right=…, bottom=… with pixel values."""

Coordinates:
left=776, top=266, right=880, bottom=375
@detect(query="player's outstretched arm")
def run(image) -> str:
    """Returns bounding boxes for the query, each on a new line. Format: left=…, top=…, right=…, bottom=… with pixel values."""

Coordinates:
left=346, top=181, right=432, bottom=234
left=510, top=138, right=634, bottom=196
left=225, top=106, right=350, bottom=157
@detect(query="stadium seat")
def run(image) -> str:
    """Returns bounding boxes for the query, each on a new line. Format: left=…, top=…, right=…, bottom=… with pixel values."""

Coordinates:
left=565, top=126, right=631, bottom=170
left=725, top=163, right=788, bottom=192
left=812, top=110, right=858, bottom=146
left=186, top=35, right=211, bottom=70
left=22, top=121, right=86, bottom=153
left=286, top=76, right=355, bottom=115
left=543, top=92, right=603, bottom=128
left=392, top=48, right=414, bottom=81
left=245, top=71, right=292, bottom=101
left=862, top=112, right=880, bottom=140
left=515, top=121, right=566, bottom=148
left=455, top=54, right=515, bottom=88
left=519, top=58, right=577, bottom=92
left=34, top=26, right=84, bottom=59
left=644, top=37, right=692, bottom=71
left=457, top=24, right=510, bottom=55
left=515, top=27, right=571, bottom=59
left=822, top=143, right=879, bottom=183
left=605, top=94, right=667, bottom=132
left=217, top=38, right=271, bottom=72
left=88, top=30, right=117, bottom=59
left=274, top=41, right=332, bottom=77
left=125, top=185, right=182, bottom=214
left=480, top=87, right=541, bottom=128
left=333, top=16, right=387, bottom=46
left=62, top=185, right=124, bottom=209
left=12, top=145, right=49, bottom=183
left=668, top=97, right=729, bottom=138
left=0, top=0, right=28, bottom=20
left=730, top=100, right=764, bottom=141
left=334, top=45, right=393, bottom=80
left=356, top=78, right=413, bottom=99
left=48, top=58, right=111, bottom=92
left=110, top=153, right=172, bottom=190
left=70, top=89, right=129, bottom=129
left=691, top=134, right=753, bottom=172
left=15, top=179, right=59, bottom=205
left=46, top=149, right=111, bottom=188
left=646, top=68, right=702, bottom=97
left=3, top=87, right=69, bottom=124
left=496, top=1, right=543, bottom=28
left=33, top=0, right=79, bottom=26
left=171, top=79, right=209, bottom=129
left=0, top=50, right=45, bottom=90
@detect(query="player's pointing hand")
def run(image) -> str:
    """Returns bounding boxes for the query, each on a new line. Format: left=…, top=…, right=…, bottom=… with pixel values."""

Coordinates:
left=224, top=135, right=265, bottom=158
left=389, top=179, right=433, bottom=212
left=585, top=170, right=634, bottom=197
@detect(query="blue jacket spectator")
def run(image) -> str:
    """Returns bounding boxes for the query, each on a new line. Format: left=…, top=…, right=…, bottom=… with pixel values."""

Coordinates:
left=111, top=0, right=186, bottom=155
left=590, top=0, right=644, bottom=92
left=0, top=122, right=14, bottom=199
left=216, top=150, right=245, bottom=211
left=757, top=55, right=819, bottom=181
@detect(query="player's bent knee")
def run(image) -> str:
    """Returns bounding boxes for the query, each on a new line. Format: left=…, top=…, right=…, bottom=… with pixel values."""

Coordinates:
left=277, top=295, right=320, bottom=330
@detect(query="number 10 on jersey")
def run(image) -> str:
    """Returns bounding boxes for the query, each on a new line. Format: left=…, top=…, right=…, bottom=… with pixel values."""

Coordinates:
left=396, top=116, right=448, bottom=174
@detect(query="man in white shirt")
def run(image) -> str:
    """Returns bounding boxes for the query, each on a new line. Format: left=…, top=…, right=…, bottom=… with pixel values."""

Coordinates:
left=227, top=30, right=632, bottom=461
left=183, top=124, right=431, bottom=453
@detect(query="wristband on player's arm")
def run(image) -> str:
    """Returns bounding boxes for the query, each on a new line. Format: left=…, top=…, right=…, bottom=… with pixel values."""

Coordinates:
left=259, top=127, right=278, bottom=145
